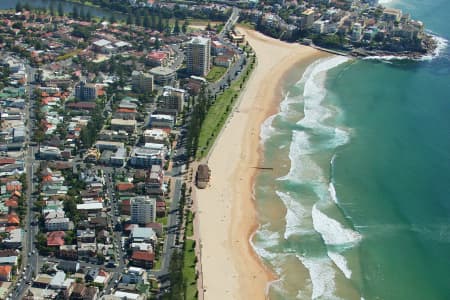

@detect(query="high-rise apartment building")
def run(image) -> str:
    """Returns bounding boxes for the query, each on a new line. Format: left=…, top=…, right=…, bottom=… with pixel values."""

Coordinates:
left=75, top=80, right=97, bottom=101
left=186, top=37, right=211, bottom=77
left=130, top=196, right=156, bottom=225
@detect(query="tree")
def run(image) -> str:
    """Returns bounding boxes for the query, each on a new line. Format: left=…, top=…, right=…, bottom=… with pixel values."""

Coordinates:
left=109, top=14, right=117, bottom=24
left=154, top=37, right=161, bottom=49
left=206, top=22, right=212, bottom=31
left=164, top=18, right=171, bottom=35
left=72, top=6, right=79, bottom=20
left=173, top=19, right=180, bottom=34
left=143, top=15, right=150, bottom=28
left=79, top=7, right=86, bottom=21
left=15, top=2, right=22, bottom=12
left=182, top=20, right=189, bottom=33
left=58, top=2, right=64, bottom=17
left=49, top=3, right=55, bottom=16
left=126, top=14, right=133, bottom=25
left=157, top=14, right=164, bottom=32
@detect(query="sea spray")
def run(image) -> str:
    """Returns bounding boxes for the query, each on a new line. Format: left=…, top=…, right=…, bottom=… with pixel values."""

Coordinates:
left=276, top=191, right=310, bottom=239
left=328, top=251, right=352, bottom=279
left=297, top=255, right=340, bottom=300
left=311, top=204, right=362, bottom=246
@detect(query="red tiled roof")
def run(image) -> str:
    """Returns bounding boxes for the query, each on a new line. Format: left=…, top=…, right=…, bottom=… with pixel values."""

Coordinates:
left=0, top=158, right=15, bottom=165
left=6, top=182, right=22, bottom=192
left=0, top=265, right=12, bottom=277
left=5, top=199, right=18, bottom=208
left=47, top=231, right=65, bottom=247
left=117, top=108, right=137, bottom=113
left=7, top=214, right=20, bottom=225
left=116, top=183, right=134, bottom=192
left=147, top=51, right=167, bottom=61
left=131, top=251, right=154, bottom=262
left=156, top=201, right=166, bottom=208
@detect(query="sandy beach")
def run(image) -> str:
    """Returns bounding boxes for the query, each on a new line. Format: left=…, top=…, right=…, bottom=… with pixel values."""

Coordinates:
left=194, top=28, right=328, bottom=299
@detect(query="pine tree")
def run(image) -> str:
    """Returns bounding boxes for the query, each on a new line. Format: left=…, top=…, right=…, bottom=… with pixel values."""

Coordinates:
left=173, top=19, right=180, bottom=34
left=157, top=14, right=164, bottom=32
left=126, top=14, right=133, bottom=25
left=15, top=2, right=22, bottom=13
left=58, top=2, right=64, bottom=17
left=143, top=15, right=150, bottom=28
left=182, top=20, right=189, bottom=33
left=72, top=6, right=79, bottom=20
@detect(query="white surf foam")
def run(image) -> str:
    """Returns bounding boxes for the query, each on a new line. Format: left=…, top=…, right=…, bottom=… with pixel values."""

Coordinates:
left=276, top=191, right=310, bottom=239
left=297, top=255, right=340, bottom=300
left=329, top=182, right=338, bottom=204
left=328, top=251, right=352, bottom=279
left=312, top=204, right=362, bottom=246
left=251, top=229, right=279, bottom=261
left=278, top=130, right=325, bottom=183
left=298, top=56, right=350, bottom=129
left=363, top=34, right=448, bottom=61
left=260, top=114, right=277, bottom=144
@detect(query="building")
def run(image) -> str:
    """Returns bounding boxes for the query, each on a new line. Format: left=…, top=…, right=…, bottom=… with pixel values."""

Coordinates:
left=130, top=147, right=163, bottom=168
left=301, top=8, right=315, bottom=29
left=186, top=37, right=211, bottom=76
left=111, top=147, right=127, bottom=167
left=149, top=114, right=174, bottom=129
left=0, top=265, right=12, bottom=281
left=147, top=51, right=169, bottom=67
left=383, top=8, right=402, bottom=22
left=158, top=86, right=185, bottom=113
left=196, top=164, right=211, bottom=189
left=95, top=141, right=125, bottom=152
left=39, top=146, right=62, bottom=160
left=45, top=217, right=72, bottom=231
left=75, top=81, right=97, bottom=101
left=110, top=119, right=136, bottom=133
left=130, top=196, right=156, bottom=224
left=58, top=261, right=80, bottom=273
left=3, top=228, right=22, bottom=248
left=131, top=71, right=154, bottom=93
left=352, top=23, right=363, bottom=41
left=143, top=128, right=168, bottom=144
left=229, top=29, right=245, bottom=43
left=130, top=251, right=154, bottom=269
left=149, top=67, right=177, bottom=86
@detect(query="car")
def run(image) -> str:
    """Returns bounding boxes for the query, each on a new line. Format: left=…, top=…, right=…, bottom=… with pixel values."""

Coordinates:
left=27, top=252, right=31, bottom=257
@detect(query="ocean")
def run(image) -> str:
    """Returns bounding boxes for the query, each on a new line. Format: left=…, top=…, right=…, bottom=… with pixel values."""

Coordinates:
left=253, top=0, right=450, bottom=299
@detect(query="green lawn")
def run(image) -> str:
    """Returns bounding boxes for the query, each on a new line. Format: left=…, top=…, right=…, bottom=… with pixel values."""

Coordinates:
left=205, top=66, right=227, bottom=82
left=196, top=57, right=256, bottom=159
left=183, top=240, right=197, bottom=299
left=186, top=211, right=194, bottom=238
left=156, top=215, right=168, bottom=226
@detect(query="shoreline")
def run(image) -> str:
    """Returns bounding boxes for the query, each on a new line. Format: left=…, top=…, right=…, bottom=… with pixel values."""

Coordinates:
left=195, top=28, right=329, bottom=299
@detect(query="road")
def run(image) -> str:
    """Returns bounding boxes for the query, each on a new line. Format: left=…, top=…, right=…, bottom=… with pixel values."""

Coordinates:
left=155, top=178, right=182, bottom=290
left=14, top=66, right=39, bottom=300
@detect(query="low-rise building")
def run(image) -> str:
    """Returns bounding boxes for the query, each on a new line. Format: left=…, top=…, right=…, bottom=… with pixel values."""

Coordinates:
left=149, top=114, right=174, bottom=129
left=131, top=71, right=154, bottom=93
left=45, top=217, right=72, bottom=231
left=130, top=147, right=164, bottom=168
left=149, top=66, right=176, bottom=86
left=143, top=128, right=168, bottom=144
left=111, top=119, right=136, bottom=134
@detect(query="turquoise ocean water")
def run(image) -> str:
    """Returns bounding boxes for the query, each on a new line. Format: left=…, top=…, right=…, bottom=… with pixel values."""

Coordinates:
left=253, top=0, right=450, bottom=299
